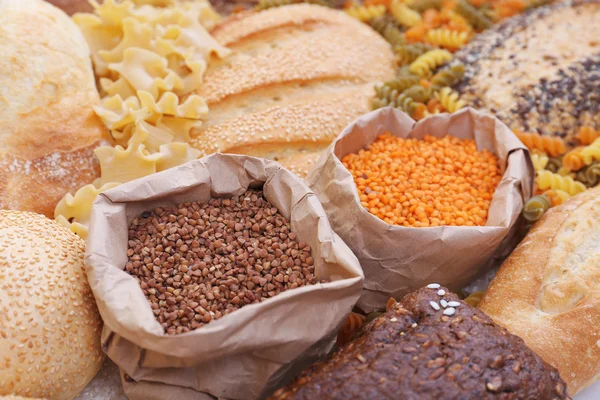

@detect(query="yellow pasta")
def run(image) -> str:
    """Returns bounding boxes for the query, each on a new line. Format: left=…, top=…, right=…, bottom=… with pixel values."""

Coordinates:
left=531, top=153, right=549, bottom=172
left=345, top=5, right=387, bottom=22
left=435, top=87, right=466, bottom=113
left=390, top=0, right=423, bottom=27
left=536, top=170, right=586, bottom=196
left=426, top=28, right=469, bottom=49
left=409, top=49, right=453, bottom=77
left=580, top=137, right=600, bottom=165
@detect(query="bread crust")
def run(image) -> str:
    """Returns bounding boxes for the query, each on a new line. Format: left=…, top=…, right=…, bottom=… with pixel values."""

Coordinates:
left=189, top=5, right=395, bottom=176
left=480, top=186, right=600, bottom=395
left=0, top=0, right=111, bottom=217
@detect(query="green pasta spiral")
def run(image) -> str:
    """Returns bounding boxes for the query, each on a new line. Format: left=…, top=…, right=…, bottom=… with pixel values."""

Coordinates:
left=403, top=85, right=432, bottom=103
left=576, top=163, right=600, bottom=187
left=522, top=194, right=551, bottom=222
left=256, top=0, right=295, bottom=10
left=431, top=64, right=466, bottom=90
left=545, top=156, right=563, bottom=173
left=525, top=0, right=553, bottom=9
left=455, top=0, right=493, bottom=30
left=396, top=43, right=434, bottom=66
left=369, top=16, right=406, bottom=47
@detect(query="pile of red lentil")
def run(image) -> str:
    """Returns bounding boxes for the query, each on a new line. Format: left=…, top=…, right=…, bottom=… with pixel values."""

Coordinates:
left=342, top=132, right=501, bottom=227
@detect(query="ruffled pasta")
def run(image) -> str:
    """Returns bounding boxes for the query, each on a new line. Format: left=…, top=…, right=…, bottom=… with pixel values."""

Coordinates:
left=435, top=87, right=466, bottom=112
left=522, top=194, right=550, bottom=222
left=536, top=170, right=586, bottom=196
left=577, top=126, right=600, bottom=145
left=409, top=49, right=453, bottom=77
left=513, top=131, right=567, bottom=157
left=426, top=28, right=469, bottom=49
left=531, top=153, right=549, bottom=172
left=346, top=5, right=387, bottom=22
left=390, top=0, right=423, bottom=27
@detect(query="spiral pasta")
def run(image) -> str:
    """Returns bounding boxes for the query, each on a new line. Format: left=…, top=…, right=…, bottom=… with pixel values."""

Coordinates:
left=406, top=0, right=443, bottom=12
left=513, top=131, right=567, bottom=157
left=430, top=64, right=465, bottom=90
left=435, top=87, right=466, bottom=112
left=543, top=189, right=571, bottom=206
left=409, top=49, right=453, bottom=77
left=522, top=194, right=551, bottom=222
left=464, top=291, right=484, bottom=308
left=562, top=147, right=586, bottom=171
left=345, top=4, right=387, bottom=22
left=576, top=163, right=600, bottom=187
left=337, top=312, right=366, bottom=346
left=531, top=153, right=549, bottom=172
left=390, top=0, right=422, bottom=27
left=580, top=137, right=600, bottom=165
left=426, top=28, right=469, bottom=49
left=455, top=0, right=493, bottom=30
left=396, top=43, right=434, bottom=65
left=577, top=126, right=600, bottom=145
left=403, top=85, right=432, bottom=103
left=536, top=170, right=586, bottom=196
left=386, top=297, right=397, bottom=311
left=256, top=0, right=295, bottom=9
left=369, top=16, right=406, bottom=47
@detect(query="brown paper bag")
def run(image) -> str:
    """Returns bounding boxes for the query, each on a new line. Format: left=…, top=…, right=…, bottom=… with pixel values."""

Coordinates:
left=84, top=154, right=364, bottom=400
left=306, top=107, right=534, bottom=312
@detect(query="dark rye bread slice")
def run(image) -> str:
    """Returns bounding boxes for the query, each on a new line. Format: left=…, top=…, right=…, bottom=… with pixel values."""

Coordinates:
left=187, top=5, right=395, bottom=176
left=268, top=286, right=569, bottom=400
left=451, top=0, right=600, bottom=145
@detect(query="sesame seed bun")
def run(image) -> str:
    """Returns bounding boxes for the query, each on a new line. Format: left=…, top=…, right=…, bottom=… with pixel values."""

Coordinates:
left=0, top=211, right=105, bottom=400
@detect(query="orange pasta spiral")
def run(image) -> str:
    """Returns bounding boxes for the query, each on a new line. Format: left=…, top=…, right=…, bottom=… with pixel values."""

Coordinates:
left=562, top=147, right=586, bottom=171
left=577, top=126, right=600, bottom=145
left=386, top=297, right=397, bottom=311
left=337, top=312, right=366, bottom=346
left=514, top=131, right=566, bottom=157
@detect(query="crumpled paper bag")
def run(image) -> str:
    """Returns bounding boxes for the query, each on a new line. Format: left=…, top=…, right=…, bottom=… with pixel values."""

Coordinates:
left=306, top=107, right=534, bottom=312
left=85, top=153, right=364, bottom=399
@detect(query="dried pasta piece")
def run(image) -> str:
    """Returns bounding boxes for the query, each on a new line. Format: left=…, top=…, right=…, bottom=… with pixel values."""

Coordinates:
left=531, top=153, right=549, bottom=172
left=430, top=63, right=465, bottom=89
left=464, top=291, right=484, bottom=308
left=395, top=43, right=434, bottom=65
left=513, top=131, right=566, bottom=157
left=156, top=142, right=202, bottom=171
left=54, top=182, right=121, bottom=239
left=435, top=87, right=466, bottom=112
left=454, top=0, right=492, bottom=30
left=522, top=194, right=551, bottom=222
left=386, top=297, right=397, bottom=311
left=402, top=85, right=432, bottom=103
left=390, top=0, right=422, bottom=27
left=524, top=0, right=552, bottom=9
left=426, top=28, right=469, bottom=49
left=407, top=0, right=443, bottom=12
left=545, top=156, right=562, bottom=173
left=409, top=49, right=453, bottom=77
left=562, top=147, right=586, bottom=171
left=256, top=0, right=296, bottom=9
left=345, top=4, right=386, bottom=21
left=336, top=312, right=366, bottom=346
left=577, top=126, right=600, bottom=145
left=575, top=163, right=600, bottom=188
left=369, top=16, right=406, bottom=47
left=543, top=189, right=571, bottom=206
left=536, top=170, right=586, bottom=196
left=580, top=137, right=600, bottom=165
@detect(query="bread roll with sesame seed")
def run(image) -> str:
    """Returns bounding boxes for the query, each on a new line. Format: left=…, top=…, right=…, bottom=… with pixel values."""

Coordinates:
left=480, top=185, right=600, bottom=396
left=188, top=4, right=396, bottom=177
left=0, top=211, right=104, bottom=400
left=0, top=0, right=111, bottom=218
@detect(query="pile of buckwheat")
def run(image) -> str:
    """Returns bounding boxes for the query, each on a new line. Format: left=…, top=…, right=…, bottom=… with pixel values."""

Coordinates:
left=126, top=190, right=324, bottom=335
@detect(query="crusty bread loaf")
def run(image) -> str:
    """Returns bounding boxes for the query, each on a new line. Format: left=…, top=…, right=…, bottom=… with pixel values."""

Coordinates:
left=480, top=186, right=600, bottom=395
left=188, top=4, right=396, bottom=176
left=0, top=0, right=111, bottom=218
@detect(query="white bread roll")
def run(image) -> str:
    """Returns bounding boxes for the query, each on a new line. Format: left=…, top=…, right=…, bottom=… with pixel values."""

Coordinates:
left=0, top=211, right=104, bottom=400
left=480, top=186, right=600, bottom=395
left=0, top=0, right=111, bottom=218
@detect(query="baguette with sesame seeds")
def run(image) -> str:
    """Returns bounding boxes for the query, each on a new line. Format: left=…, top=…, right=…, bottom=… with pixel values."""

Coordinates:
left=188, top=4, right=396, bottom=177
